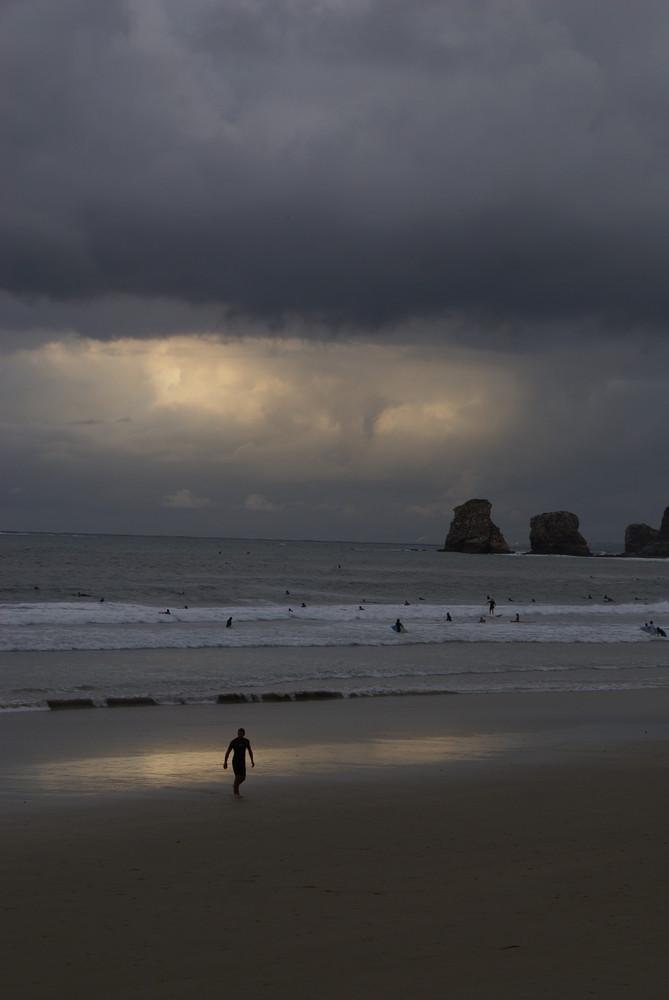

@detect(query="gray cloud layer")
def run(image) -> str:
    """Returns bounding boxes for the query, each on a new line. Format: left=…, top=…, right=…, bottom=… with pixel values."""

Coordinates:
left=2, top=2, right=668, bottom=544
left=4, top=0, right=669, bottom=333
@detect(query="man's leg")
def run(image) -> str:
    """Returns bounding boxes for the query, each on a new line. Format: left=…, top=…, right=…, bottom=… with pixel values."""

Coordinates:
left=233, top=769, right=246, bottom=796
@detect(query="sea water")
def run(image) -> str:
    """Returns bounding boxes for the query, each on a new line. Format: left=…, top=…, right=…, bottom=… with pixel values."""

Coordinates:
left=1, top=532, right=668, bottom=710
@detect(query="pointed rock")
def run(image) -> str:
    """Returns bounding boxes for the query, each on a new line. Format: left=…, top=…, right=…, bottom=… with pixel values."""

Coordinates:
left=443, top=499, right=510, bottom=554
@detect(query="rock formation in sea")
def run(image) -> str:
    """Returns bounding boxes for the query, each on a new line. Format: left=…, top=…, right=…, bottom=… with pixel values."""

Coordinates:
left=624, top=522, right=659, bottom=554
left=624, top=507, right=669, bottom=557
left=529, top=511, right=591, bottom=556
left=443, top=499, right=511, bottom=554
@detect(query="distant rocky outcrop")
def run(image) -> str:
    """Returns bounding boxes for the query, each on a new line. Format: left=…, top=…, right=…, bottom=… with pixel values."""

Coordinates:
left=624, top=522, right=659, bottom=554
left=443, top=499, right=510, bottom=554
left=529, top=511, right=591, bottom=556
left=625, top=507, right=669, bottom=557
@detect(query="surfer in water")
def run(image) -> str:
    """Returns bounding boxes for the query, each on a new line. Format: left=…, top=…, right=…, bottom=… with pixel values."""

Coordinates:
left=394, top=618, right=404, bottom=632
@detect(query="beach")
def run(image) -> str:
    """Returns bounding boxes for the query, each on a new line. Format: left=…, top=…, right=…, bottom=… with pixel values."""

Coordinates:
left=2, top=691, right=669, bottom=999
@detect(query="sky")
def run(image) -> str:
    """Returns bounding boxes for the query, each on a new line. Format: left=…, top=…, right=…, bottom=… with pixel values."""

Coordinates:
left=2, top=0, right=668, bottom=547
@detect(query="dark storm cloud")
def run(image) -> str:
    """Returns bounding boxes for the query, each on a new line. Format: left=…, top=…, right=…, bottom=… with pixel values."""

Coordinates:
left=3, top=0, right=669, bottom=334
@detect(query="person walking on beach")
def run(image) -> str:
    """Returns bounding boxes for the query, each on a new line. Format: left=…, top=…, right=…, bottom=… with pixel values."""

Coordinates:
left=224, top=727, right=254, bottom=797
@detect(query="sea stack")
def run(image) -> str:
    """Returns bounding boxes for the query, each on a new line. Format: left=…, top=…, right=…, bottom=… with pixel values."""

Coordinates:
left=529, top=511, right=591, bottom=556
left=443, top=499, right=511, bottom=554
left=624, top=522, right=659, bottom=554
left=625, top=506, right=669, bottom=557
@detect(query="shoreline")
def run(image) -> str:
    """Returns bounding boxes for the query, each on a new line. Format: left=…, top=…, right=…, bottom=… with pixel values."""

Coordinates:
left=2, top=637, right=669, bottom=712
left=3, top=692, right=669, bottom=998
left=3, top=689, right=669, bottom=808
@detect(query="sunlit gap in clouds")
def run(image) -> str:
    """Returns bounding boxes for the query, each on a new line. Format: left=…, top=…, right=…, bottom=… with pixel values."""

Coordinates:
left=3, top=334, right=521, bottom=482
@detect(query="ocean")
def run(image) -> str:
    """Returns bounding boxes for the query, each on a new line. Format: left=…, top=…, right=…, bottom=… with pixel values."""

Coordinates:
left=1, top=532, right=668, bottom=711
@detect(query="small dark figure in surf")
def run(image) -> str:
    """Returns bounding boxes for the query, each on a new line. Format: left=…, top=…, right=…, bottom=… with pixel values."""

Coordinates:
left=224, top=727, right=254, bottom=797
left=395, top=618, right=404, bottom=632
left=446, top=612, right=452, bottom=622
left=488, top=599, right=496, bottom=614
left=226, top=616, right=232, bottom=628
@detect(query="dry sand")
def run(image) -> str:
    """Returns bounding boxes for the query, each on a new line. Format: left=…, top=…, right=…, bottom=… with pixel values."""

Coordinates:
left=2, top=692, right=669, bottom=999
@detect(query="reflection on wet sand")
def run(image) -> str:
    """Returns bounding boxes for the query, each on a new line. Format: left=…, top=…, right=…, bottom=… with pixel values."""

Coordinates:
left=17, top=733, right=523, bottom=798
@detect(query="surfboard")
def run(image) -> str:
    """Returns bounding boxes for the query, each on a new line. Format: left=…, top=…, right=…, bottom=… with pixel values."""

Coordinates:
left=391, top=625, right=407, bottom=633
left=642, top=625, right=667, bottom=637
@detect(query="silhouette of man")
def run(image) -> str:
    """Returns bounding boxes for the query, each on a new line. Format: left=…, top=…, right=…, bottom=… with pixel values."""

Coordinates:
left=224, top=727, right=254, bottom=797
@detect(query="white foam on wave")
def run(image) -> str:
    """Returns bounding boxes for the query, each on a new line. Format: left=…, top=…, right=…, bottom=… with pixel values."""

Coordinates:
left=3, top=534, right=668, bottom=710
left=0, top=601, right=669, bottom=652
left=1, top=599, right=668, bottom=652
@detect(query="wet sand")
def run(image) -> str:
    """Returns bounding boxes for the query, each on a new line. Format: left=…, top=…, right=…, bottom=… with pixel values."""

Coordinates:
left=2, top=692, right=669, bottom=999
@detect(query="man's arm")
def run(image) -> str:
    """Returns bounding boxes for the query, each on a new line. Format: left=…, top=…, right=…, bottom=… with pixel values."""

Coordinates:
left=248, top=742, right=255, bottom=767
left=223, top=743, right=232, bottom=769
